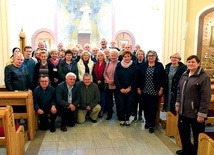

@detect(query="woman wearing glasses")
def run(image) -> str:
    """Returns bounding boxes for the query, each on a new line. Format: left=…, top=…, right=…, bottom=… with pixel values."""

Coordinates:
left=164, top=53, right=187, bottom=112
left=137, top=50, right=165, bottom=133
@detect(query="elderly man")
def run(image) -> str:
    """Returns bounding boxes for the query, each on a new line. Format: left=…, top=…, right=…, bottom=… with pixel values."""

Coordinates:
left=56, top=72, right=79, bottom=132
left=76, top=73, right=101, bottom=123
left=33, top=76, right=57, bottom=132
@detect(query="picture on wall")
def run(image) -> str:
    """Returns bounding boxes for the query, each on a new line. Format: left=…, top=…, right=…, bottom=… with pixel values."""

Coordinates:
left=57, top=0, right=112, bottom=47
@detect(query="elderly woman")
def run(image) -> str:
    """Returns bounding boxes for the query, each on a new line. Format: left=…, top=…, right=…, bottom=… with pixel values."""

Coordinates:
left=77, top=51, right=94, bottom=81
left=164, top=53, right=187, bottom=112
left=92, top=51, right=106, bottom=117
left=48, top=49, right=61, bottom=87
left=114, top=50, right=137, bottom=126
left=104, top=49, right=120, bottom=120
left=133, top=49, right=145, bottom=123
left=137, top=50, right=165, bottom=133
left=58, top=49, right=78, bottom=82
left=4, top=53, right=31, bottom=91
left=175, top=55, right=211, bottom=155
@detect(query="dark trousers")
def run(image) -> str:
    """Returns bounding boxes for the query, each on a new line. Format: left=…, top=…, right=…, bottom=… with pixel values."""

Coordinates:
left=143, top=93, right=159, bottom=127
left=100, top=91, right=106, bottom=111
left=106, top=89, right=120, bottom=118
left=60, top=106, right=76, bottom=127
left=178, top=115, right=205, bottom=153
left=133, top=92, right=144, bottom=116
left=117, top=91, right=133, bottom=121
left=38, top=105, right=57, bottom=130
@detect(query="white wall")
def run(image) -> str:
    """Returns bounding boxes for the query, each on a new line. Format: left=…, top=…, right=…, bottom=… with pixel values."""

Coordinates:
left=114, top=0, right=163, bottom=60
left=8, top=0, right=56, bottom=53
left=8, top=0, right=163, bottom=58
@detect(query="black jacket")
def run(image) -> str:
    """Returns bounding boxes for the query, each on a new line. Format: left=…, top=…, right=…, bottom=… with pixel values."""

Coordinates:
left=4, top=64, right=31, bottom=91
left=164, top=62, right=187, bottom=112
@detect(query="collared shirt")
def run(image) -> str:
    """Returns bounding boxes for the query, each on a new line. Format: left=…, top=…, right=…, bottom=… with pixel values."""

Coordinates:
left=66, top=84, right=73, bottom=103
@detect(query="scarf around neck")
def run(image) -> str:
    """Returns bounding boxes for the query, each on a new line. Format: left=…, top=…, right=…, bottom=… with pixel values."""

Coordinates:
left=121, top=60, right=133, bottom=68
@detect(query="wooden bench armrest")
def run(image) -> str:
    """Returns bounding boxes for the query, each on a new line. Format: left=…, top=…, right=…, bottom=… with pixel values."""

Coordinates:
left=198, top=133, right=214, bottom=155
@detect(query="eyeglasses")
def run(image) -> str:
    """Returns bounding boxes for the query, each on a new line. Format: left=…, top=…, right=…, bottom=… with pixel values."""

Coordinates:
left=148, top=55, right=155, bottom=58
left=170, top=56, right=180, bottom=59
left=40, top=81, right=48, bottom=83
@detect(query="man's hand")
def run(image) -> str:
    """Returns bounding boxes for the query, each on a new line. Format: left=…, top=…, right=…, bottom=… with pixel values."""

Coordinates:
left=37, top=109, right=44, bottom=114
left=69, top=104, right=76, bottom=111
left=86, top=105, right=91, bottom=111
left=51, top=105, right=57, bottom=114
left=197, top=116, right=205, bottom=123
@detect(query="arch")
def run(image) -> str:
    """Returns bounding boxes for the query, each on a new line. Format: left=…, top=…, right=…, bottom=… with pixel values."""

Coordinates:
left=31, top=28, right=57, bottom=50
left=195, top=4, right=214, bottom=53
left=114, top=30, right=135, bottom=50
left=196, top=5, right=214, bottom=77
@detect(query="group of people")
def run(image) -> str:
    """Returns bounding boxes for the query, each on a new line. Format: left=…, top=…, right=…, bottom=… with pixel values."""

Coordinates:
left=4, top=39, right=211, bottom=155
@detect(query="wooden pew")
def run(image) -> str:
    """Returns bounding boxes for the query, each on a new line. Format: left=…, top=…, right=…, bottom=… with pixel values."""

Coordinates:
left=0, top=90, right=36, bottom=140
left=198, top=132, right=214, bottom=155
left=165, top=111, right=182, bottom=147
left=0, top=106, right=25, bottom=155
left=0, top=85, right=7, bottom=91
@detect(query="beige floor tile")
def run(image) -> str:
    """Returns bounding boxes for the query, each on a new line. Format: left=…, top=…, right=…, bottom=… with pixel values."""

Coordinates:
left=76, top=148, right=96, bottom=155
left=92, top=132, right=109, bottom=140
left=37, top=150, right=58, bottom=155
left=107, top=131, right=125, bottom=139
left=60, top=132, right=77, bottom=142
left=114, top=146, right=135, bottom=155
left=58, top=141, right=76, bottom=150
left=95, top=148, right=115, bottom=155
left=76, top=133, right=93, bottom=141
left=94, top=138, right=113, bottom=148
left=40, top=141, right=58, bottom=151
left=43, top=133, right=61, bottom=142
left=57, top=149, right=77, bottom=155
left=91, top=126, right=107, bottom=133
left=76, top=140, right=96, bottom=149
left=110, top=138, right=129, bottom=147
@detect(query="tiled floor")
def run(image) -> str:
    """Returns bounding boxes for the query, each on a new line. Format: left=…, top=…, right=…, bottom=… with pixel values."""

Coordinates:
left=1, top=112, right=213, bottom=155
left=25, top=113, right=180, bottom=155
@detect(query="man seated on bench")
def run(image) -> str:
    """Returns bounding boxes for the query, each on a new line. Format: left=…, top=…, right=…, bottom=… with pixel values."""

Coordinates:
left=33, top=75, right=57, bottom=132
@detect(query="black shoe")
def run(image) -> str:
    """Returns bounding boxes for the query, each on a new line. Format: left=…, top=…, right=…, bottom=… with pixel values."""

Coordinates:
left=176, top=149, right=192, bottom=155
left=50, top=127, right=56, bottom=133
left=149, top=127, right=154, bottom=133
left=106, top=116, right=112, bottom=120
left=90, top=117, right=97, bottom=123
left=60, top=126, right=67, bottom=132
left=144, top=124, right=149, bottom=129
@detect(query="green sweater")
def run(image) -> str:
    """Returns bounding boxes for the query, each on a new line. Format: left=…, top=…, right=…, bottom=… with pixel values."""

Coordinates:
left=76, top=81, right=100, bottom=109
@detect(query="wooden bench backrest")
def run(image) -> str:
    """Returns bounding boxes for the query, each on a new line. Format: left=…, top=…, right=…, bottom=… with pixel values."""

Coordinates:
left=0, top=106, right=24, bottom=155
left=198, top=133, right=214, bottom=155
left=0, top=90, right=36, bottom=140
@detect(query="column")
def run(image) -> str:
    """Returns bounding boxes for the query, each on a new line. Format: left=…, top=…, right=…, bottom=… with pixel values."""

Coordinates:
left=0, top=0, right=10, bottom=85
left=162, top=0, right=187, bottom=65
